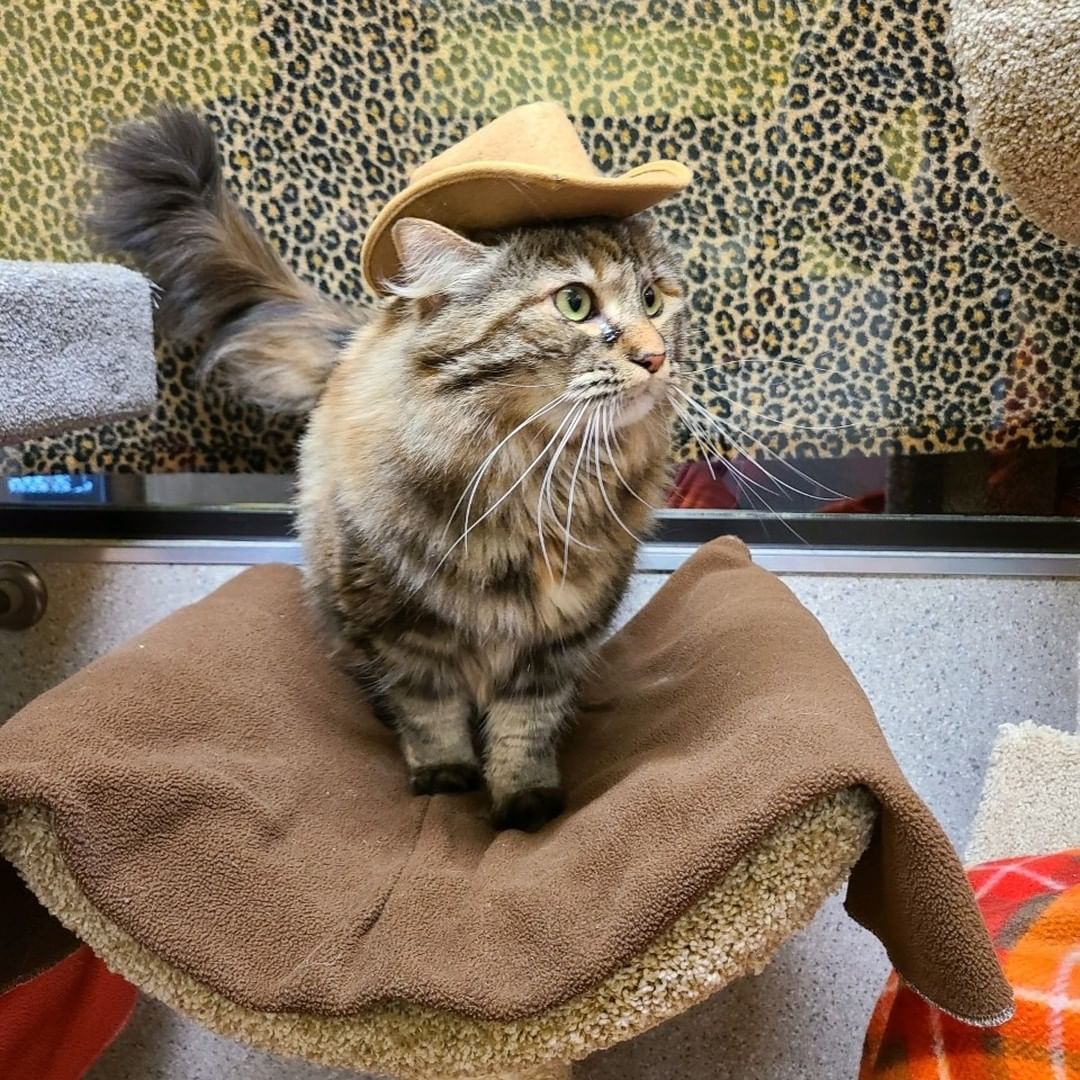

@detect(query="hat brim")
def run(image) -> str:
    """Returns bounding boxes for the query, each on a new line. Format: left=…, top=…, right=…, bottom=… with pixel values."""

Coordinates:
left=360, top=160, right=692, bottom=295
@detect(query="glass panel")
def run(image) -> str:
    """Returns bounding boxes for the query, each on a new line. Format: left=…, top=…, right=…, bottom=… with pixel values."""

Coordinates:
left=2, top=1, right=1078, bottom=548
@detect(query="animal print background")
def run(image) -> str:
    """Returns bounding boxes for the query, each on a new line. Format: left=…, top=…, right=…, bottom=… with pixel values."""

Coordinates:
left=2, top=0, right=1079, bottom=474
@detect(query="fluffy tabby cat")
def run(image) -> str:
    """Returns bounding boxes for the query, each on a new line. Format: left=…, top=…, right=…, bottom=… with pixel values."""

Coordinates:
left=90, top=107, right=688, bottom=831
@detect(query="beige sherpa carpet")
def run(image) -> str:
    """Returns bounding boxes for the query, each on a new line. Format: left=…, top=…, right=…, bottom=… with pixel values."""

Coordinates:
left=966, top=721, right=1080, bottom=866
left=950, top=0, right=1080, bottom=245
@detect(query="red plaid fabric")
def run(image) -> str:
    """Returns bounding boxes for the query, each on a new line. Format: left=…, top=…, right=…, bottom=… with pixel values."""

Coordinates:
left=861, top=850, right=1080, bottom=1079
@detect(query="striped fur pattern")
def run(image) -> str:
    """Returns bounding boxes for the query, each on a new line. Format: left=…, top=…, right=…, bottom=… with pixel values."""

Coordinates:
left=91, top=109, right=688, bottom=831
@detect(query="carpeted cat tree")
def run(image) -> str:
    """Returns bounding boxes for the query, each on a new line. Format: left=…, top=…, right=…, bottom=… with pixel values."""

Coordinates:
left=0, top=540, right=1010, bottom=1079
left=0, top=261, right=155, bottom=446
left=949, top=0, right=1080, bottom=248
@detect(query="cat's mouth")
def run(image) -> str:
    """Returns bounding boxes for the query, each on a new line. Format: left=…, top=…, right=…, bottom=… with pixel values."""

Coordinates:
left=612, top=381, right=666, bottom=428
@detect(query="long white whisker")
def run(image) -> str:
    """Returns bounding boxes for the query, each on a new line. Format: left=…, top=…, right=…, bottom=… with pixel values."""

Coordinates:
left=671, top=402, right=783, bottom=503
left=592, top=406, right=640, bottom=542
left=601, top=406, right=663, bottom=509
left=669, top=400, right=725, bottom=485
left=561, top=409, right=599, bottom=586
left=707, top=419, right=834, bottom=511
left=424, top=402, right=577, bottom=585
left=676, top=423, right=718, bottom=481
left=671, top=388, right=848, bottom=502
left=548, top=408, right=599, bottom=555
left=669, top=377, right=861, bottom=432
left=532, top=405, right=586, bottom=561
left=715, top=396, right=862, bottom=432
left=675, top=356, right=836, bottom=373
left=720, top=452, right=813, bottom=545
left=536, top=402, right=587, bottom=578
left=669, top=395, right=818, bottom=543
left=671, top=403, right=814, bottom=542
left=694, top=413, right=825, bottom=503
left=717, top=416, right=850, bottom=502
left=448, top=393, right=569, bottom=546
left=448, top=393, right=568, bottom=543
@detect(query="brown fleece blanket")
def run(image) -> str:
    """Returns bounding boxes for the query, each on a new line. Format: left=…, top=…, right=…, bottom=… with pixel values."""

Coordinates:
left=0, top=538, right=1010, bottom=1025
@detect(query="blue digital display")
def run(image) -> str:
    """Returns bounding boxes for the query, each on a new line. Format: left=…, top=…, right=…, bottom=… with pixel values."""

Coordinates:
left=5, top=475, right=107, bottom=502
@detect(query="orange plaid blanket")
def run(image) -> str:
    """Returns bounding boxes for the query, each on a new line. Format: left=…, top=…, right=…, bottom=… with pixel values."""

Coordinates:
left=862, top=849, right=1080, bottom=1078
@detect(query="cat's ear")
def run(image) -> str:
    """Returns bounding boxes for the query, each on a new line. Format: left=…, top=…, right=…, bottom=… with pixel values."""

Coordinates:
left=389, top=218, right=492, bottom=299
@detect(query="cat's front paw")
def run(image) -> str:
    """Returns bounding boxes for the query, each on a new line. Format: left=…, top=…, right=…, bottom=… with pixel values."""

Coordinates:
left=492, top=787, right=565, bottom=832
left=409, top=762, right=483, bottom=796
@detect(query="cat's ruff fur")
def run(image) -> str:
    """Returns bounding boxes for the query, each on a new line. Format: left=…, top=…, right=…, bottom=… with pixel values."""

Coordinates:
left=89, top=106, right=690, bottom=831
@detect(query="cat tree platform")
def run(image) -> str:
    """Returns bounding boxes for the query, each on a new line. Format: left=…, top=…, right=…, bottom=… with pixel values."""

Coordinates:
left=0, top=539, right=1009, bottom=1078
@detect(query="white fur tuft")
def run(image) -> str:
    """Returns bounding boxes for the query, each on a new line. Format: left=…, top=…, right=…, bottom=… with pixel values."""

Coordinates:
left=385, top=218, right=494, bottom=299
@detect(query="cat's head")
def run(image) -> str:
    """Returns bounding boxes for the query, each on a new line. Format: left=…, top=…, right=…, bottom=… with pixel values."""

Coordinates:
left=382, top=214, right=687, bottom=431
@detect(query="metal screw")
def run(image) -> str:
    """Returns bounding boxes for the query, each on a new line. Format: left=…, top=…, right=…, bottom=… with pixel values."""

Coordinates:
left=0, top=562, right=47, bottom=631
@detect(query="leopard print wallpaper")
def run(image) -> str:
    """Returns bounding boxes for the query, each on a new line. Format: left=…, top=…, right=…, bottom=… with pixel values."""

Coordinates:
left=2, top=0, right=1078, bottom=474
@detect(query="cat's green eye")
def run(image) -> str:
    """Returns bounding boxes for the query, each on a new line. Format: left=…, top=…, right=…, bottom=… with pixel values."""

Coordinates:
left=642, top=283, right=664, bottom=318
left=554, top=284, right=593, bottom=322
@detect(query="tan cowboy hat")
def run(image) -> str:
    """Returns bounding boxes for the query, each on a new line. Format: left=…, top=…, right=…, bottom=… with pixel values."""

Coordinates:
left=361, top=101, right=692, bottom=294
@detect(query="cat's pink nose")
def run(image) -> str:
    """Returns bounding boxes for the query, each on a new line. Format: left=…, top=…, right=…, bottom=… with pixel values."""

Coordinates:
left=631, top=352, right=666, bottom=375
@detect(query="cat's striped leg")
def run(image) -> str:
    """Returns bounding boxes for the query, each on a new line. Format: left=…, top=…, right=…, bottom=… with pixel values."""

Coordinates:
left=484, top=657, right=581, bottom=831
left=346, top=647, right=481, bottom=796
left=391, top=693, right=482, bottom=796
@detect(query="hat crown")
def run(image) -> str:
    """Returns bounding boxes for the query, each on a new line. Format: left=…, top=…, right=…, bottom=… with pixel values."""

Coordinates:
left=410, top=101, right=601, bottom=184
left=361, top=100, right=691, bottom=294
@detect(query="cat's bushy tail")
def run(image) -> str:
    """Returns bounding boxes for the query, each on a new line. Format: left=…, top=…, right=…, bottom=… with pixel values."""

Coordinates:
left=87, top=106, right=363, bottom=413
